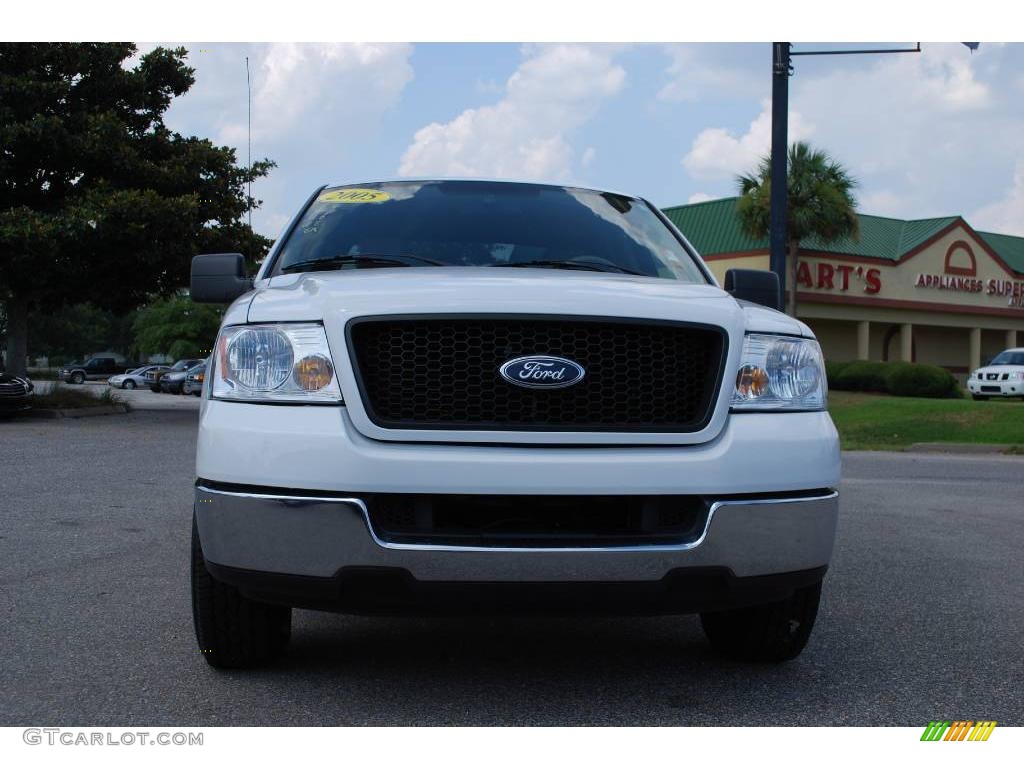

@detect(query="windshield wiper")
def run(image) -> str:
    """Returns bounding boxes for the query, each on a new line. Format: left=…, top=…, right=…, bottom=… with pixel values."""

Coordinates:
left=491, top=258, right=644, bottom=275
left=281, top=253, right=444, bottom=273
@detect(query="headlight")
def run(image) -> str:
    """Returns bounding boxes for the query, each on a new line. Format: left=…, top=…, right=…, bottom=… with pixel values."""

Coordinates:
left=1009, top=371, right=1024, bottom=381
left=731, top=334, right=826, bottom=411
left=212, top=323, right=342, bottom=404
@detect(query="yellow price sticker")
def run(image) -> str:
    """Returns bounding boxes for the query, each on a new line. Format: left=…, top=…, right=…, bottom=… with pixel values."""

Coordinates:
left=318, top=188, right=391, bottom=204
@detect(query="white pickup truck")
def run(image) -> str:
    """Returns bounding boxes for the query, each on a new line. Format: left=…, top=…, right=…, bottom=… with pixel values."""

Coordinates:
left=189, top=180, right=840, bottom=668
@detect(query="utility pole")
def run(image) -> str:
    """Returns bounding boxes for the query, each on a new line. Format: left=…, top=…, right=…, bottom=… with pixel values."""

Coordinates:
left=769, top=43, right=790, bottom=311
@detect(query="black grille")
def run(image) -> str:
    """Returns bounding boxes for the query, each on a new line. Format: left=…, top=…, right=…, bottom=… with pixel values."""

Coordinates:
left=366, top=493, right=708, bottom=548
left=0, top=382, right=28, bottom=397
left=347, top=316, right=726, bottom=431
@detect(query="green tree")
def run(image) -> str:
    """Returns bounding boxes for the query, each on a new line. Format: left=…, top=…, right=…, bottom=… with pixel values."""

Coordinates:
left=0, top=43, right=273, bottom=375
left=133, top=295, right=223, bottom=361
left=736, top=141, right=859, bottom=316
left=27, top=303, right=116, bottom=362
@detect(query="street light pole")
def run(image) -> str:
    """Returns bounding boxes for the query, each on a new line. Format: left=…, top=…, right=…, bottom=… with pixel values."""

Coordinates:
left=769, top=42, right=791, bottom=311
left=767, top=42, right=929, bottom=317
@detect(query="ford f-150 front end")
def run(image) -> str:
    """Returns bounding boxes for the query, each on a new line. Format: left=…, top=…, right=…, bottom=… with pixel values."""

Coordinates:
left=188, top=180, right=840, bottom=669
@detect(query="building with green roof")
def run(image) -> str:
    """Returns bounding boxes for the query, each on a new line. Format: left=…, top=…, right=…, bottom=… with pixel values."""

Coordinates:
left=661, top=197, right=1024, bottom=378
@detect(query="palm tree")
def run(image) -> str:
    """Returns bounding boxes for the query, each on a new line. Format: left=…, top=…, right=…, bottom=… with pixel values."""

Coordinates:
left=736, top=141, right=859, bottom=316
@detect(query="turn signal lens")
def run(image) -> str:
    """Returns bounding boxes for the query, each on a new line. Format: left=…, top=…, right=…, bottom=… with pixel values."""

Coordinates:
left=293, top=354, right=334, bottom=391
left=735, top=364, right=770, bottom=399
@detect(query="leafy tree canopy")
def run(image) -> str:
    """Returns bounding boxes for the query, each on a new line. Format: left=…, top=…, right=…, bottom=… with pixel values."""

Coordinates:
left=27, top=303, right=134, bottom=363
left=736, top=141, right=859, bottom=245
left=0, top=43, right=273, bottom=373
left=133, top=295, right=223, bottom=361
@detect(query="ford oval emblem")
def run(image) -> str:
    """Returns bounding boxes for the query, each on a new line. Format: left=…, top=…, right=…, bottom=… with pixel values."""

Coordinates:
left=499, top=355, right=586, bottom=389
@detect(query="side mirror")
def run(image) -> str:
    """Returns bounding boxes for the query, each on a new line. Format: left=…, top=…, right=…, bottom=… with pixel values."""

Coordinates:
left=724, top=268, right=782, bottom=311
left=190, top=253, right=253, bottom=303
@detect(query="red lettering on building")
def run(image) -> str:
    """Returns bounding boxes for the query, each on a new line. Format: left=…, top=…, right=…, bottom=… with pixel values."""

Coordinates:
left=816, top=262, right=835, bottom=289
left=865, top=269, right=881, bottom=294
left=797, top=261, right=813, bottom=287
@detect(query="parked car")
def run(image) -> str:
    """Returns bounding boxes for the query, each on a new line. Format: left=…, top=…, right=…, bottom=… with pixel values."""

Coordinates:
left=188, top=179, right=840, bottom=669
left=58, top=356, right=130, bottom=384
left=182, top=362, right=208, bottom=396
left=967, top=347, right=1024, bottom=400
left=108, top=365, right=169, bottom=390
left=161, top=360, right=207, bottom=394
left=0, top=372, right=34, bottom=416
left=146, top=359, right=203, bottom=392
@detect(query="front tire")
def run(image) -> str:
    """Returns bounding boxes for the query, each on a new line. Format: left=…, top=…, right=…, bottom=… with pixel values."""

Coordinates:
left=70, top=372, right=85, bottom=385
left=700, top=580, right=822, bottom=662
left=124, top=380, right=136, bottom=390
left=191, top=514, right=291, bottom=669
left=182, top=381, right=192, bottom=396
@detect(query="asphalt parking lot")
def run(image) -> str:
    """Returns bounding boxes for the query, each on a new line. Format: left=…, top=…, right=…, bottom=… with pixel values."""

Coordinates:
left=0, top=409, right=1021, bottom=726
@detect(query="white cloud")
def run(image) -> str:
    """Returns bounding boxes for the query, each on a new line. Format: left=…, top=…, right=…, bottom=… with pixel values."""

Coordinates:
left=153, top=43, right=414, bottom=236
left=857, top=189, right=907, bottom=218
left=398, top=44, right=625, bottom=180
left=682, top=100, right=814, bottom=180
left=657, top=44, right=757, bottom=102
left=972, top=161, right=1024, bottom=236
left=219, top=43, right=413, bottom=145
left=581, top=146, right=596, bottom=169
left=786, top=42, right=1005, bottom=217
left=687, top=192, right=715, bottom=204
left=677, top=43, right=1009, bottom=219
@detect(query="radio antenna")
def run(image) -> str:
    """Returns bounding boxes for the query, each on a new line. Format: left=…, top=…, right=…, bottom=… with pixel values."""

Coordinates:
left=246, top=55, right=252, bottom=264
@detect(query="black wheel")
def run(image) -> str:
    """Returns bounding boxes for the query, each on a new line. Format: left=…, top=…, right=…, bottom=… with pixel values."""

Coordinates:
left=182, top=382, right=192, bottom=396
left=972, top=394, right=989, bottom=401
left=150, top=385, right=161, bottom=393
left=70, top=372, right=85, bottom=385
left=123, top=380, right=136, bottom=390
left=191, top=513, right=291, bottom=669
left=700, top=580, right=822, bottom=662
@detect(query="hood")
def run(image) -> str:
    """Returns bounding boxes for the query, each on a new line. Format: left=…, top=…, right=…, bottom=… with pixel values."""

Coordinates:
left=976, top=364, right=1024, bottom=374
left=247, top=268, right=804, bottom=335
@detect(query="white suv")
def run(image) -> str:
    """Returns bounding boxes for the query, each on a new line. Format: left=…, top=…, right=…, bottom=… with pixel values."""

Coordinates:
left=189, top=180, right=840, bottom=668
left=967, top=348, right=1024, bottom=400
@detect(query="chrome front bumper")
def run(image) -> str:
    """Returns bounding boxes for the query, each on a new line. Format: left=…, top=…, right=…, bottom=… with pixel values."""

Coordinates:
left=194, top=485, right=838, bottom=583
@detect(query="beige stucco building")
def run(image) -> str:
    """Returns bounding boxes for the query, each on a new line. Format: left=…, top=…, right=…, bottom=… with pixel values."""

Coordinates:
left=663, top=198, right=1024, bottom=379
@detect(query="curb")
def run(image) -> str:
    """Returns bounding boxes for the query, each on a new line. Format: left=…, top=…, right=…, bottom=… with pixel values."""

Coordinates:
left=905, top=442, right=1020, bottom=455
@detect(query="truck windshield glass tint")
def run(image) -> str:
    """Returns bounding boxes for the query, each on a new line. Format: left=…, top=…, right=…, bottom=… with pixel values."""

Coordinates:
left=272, top=181, right=707, bottom=282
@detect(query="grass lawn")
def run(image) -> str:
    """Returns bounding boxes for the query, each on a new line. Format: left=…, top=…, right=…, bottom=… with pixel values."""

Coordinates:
left=828, top=391, right=1024, bottom=451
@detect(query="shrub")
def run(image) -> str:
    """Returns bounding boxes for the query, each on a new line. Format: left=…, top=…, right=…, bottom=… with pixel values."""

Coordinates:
left=824, top=360, right=850, bottom=386
left=884, top=362, right=960, bottom=399
left=833, top=361, right=890, bottom=393
left=828, top=359, right=961, bottom=398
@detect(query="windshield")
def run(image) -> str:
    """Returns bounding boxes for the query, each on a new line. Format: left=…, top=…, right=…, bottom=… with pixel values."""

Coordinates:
left=271, top=181, right=707, bottom=282
left=989, top=351, right=1024, bottom=366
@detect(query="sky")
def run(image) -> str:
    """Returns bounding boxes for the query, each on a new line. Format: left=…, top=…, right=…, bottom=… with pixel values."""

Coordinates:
left=145, top=42, right=1024, bottom=240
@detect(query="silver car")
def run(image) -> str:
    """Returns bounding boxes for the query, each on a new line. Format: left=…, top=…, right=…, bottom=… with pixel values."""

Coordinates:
left=108, top=365, right=169, bottom=390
